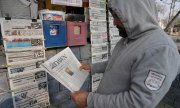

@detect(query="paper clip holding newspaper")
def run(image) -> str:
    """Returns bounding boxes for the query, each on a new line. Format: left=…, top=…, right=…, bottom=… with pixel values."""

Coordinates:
left=41, top=47, right=89, bottom=92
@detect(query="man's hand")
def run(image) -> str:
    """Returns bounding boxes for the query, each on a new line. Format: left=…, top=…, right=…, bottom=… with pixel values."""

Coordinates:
left=70, top=91, right=89, bottom=108
left=80, top=63, right=91, bottom=73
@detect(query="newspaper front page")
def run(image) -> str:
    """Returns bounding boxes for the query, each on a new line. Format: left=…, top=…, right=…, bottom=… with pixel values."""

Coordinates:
left=41, top=47, right=89, bottom=92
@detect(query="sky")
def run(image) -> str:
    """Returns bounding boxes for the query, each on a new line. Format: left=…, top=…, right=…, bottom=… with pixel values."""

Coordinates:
left=156, top=0, right=180, bottom=19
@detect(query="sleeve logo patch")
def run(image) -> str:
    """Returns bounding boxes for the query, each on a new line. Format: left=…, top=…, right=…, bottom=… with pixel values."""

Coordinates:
left=145, top=71, right=166, bottom=91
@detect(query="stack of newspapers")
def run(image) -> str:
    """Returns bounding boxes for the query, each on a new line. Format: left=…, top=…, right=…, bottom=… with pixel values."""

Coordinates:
left=89, top=0, right=109, bottom=64
left=0, top=19, right=50, bottom=108
left=41, top=47, right=89, bottom=92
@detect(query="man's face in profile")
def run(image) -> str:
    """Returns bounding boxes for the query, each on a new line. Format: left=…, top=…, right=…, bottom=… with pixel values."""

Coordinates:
left=110, top=9, right=127, bottom=38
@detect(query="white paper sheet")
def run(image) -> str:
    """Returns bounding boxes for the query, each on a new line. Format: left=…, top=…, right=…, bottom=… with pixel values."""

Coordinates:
left=41, top=47, right=89, bottom=92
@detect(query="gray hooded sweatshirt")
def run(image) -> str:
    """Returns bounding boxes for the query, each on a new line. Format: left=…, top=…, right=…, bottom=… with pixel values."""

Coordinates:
left=87, top=0, right=180, bottom=108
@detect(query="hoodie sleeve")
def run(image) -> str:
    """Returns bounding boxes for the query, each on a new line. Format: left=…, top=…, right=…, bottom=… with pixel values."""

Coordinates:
left=87, top=45, right=180, bottom=108
left=91, top=61, right=108, bottom=73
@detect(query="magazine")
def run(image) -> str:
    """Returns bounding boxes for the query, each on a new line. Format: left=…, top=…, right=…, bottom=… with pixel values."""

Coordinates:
left=41, top=47, right=89, bottom=92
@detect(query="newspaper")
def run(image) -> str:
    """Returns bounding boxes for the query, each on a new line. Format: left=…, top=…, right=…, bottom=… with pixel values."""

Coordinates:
left=69, top=0, right=82, bottom=7
left=91, top=44, right=108, bottom=54
left=9, top=71, right=47, bottom=90
left=51, top=0, right=82, bottom=7
left=8, top=60, right=44, bottom=77
left=89, top=8, right=106, bottom=21
left=0, top=19, right=45, bottom=52
left=51, top=0, right=68, bottom=6
left=90, top=21, right=107, bottom=33
left=3, top=38, right=44, bottom=52
left=89, top=0, right=106, bottom=9
left=92, top=52, right=108, bottom=64
left=109, top=27, right=119, bottom=36
left=5, top=50, right=45, bottom=65
left=90, top=32, right=107, bottom=45
left=41, top=47, right=89, bottom=92
left=12, top=81, right=50, bottom=108
left=0, top=19, right=43, bottom=37
left=92, top=73, right=103, bottom=92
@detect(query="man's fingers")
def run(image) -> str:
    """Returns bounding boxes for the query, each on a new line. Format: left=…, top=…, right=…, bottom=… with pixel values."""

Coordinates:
left=70, top=92, right=76, bottom=98
left=80, top=64, right=91, bottom=71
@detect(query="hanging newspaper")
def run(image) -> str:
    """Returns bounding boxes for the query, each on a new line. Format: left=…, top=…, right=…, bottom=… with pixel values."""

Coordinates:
left=41, top=47, right=89, bottom=92
left=109, top=27, right=121, bottom=45
left=0, top=19, right=43, bottom=37
left=91, top=32, right=107, bottom=45
left=0, top=19, right=44, bottom=52
left=91, top=44, right=108, bottom=55
left=12, top=81, right=50, bottom=108
left=5, top=50, right=45, bottom=65
left=92, top=52, right=108, bottom=64
left=110, top=36, right=121, bottom=45
left=90, top=21, right=107, bottom=32
left=89, top=0, right=106, bottom=9
left=69, top=0, right=82, bottom=7
left=109, top=27, right=119, bottom=36
left=89, top=8, right=106, bottom=21
left=3, top=37, right=44, bottom=52
left=51, top=0, right=82, bottom=7
left=92, top=73, right=103, bottom=92
left=8, top=60, right=44, bottom=78
left=51, top=0, right=67, bottom=6
left=9, top=71, right=47, bottom=90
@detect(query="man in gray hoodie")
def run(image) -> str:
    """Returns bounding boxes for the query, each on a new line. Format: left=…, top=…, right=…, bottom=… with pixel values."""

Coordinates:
left=71, top=0, right=180, bottom=108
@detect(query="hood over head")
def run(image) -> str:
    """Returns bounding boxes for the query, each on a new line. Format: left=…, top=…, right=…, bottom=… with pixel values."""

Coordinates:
left=108, top=0, right=160, bottom=39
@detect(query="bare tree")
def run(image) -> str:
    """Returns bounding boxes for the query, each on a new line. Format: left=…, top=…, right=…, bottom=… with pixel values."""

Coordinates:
left=155, top=1, right=167, bottom=17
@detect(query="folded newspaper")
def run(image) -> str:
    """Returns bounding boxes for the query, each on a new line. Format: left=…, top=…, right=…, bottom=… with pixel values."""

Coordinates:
left=41, top=47, right=89, bottom=92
